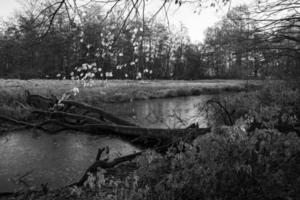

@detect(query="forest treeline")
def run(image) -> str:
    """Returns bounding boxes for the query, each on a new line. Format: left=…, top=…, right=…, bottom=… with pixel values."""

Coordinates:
left=0, top=0, right=299, bottom=80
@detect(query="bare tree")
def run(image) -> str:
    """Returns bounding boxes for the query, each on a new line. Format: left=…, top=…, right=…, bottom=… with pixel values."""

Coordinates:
left=29, top=0, right=231, bottom=38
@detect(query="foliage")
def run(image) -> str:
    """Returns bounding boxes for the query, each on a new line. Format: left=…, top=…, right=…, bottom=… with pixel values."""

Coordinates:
left=130, top=128, right=300, bottom=200
left=1, top=0, right=300, bottom=80
left=207, top=82, right=300, bottom=133
left=202, top=3, right=300, bottom=79
left=0, top=2, right=207, bottom=80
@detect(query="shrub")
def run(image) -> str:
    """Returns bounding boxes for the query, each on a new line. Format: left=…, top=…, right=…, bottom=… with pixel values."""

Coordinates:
left=205, top=82, right=300, bottom=133
left=131, top=128, right=300, bottom=200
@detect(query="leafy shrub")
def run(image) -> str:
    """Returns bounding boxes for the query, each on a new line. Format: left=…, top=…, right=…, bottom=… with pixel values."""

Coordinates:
left=131, top=128, right=300, bottom=200
left=205, top=82, right=300, bottom=133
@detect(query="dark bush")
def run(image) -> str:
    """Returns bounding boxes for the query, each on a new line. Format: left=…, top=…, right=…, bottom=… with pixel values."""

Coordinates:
left=132, top=128, right=300, bottom=200
left=205, top=82, right=300, bottom=134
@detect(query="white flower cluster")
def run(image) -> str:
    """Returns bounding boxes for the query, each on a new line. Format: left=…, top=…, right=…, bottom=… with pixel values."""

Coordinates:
left=136, top=72, right=142, bottom=79
left=71, top=87, right=79, bottom=96
left=69, top=62, right=101, bottom=87
left=105, top=72, right=113, bottom=78
left=143, top=68, right=153, bottom=74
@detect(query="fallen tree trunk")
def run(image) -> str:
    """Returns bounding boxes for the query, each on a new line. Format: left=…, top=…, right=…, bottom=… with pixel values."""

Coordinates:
left=61, top=100, right=137, bottom=127
left=0, top=115, right=35, bottom=127
left=32, top=110, right=106, bottom=124
left=25, top=91, right=137, bottom=127
left=0, top=115, right=210, bottom=143
left=0, top=92, right=212, bottom=147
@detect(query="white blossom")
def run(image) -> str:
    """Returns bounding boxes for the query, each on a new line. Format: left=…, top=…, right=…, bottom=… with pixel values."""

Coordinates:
left=82, top=64, right=88, bottom=70
left=136, top=72, right=142, bottom=79
left=71, top=87, right=79, bottom=96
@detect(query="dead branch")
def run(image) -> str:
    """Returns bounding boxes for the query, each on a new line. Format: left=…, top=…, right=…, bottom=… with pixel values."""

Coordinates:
left=31, top=110, right=105, bottom=124
left=62, top=100, right=138, bottom=126
left=96, top=147, right=106, bottom=161
left=25, top=90, right=57, bottom=110
left=205, top=98, right=234, bottom=126
left=40, top=0, right=66, bottom=38
left=39, top=119, right=210, bottom=141
left=75, top=151, right=142, bottom=186
left=1, top=112, right=210, bottom=146
left=25, top=91, right=137, bottom=126
left=0, top=115, right=37, bottom=128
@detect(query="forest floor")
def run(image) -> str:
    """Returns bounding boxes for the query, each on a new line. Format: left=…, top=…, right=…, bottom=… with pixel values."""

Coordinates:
left=0, top=79, right=262, bottom=105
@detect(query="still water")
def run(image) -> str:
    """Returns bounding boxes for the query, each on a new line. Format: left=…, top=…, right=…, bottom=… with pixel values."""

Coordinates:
left=0, top=95, right=215, bottom=192
left=0, top=132, right=139, bottom=192
left=103, top=95, right=213, bottom=128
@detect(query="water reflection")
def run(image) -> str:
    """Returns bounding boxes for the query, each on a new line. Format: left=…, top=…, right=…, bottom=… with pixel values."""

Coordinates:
left=104, top=95, right=212, bottom=128
left=0, top=132, right=139, bottom=192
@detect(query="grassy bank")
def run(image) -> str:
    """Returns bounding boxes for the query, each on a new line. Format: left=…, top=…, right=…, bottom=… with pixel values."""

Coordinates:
left=0, top=79, right=262, bottom=118
left=0, top=79, right=262, bottom=103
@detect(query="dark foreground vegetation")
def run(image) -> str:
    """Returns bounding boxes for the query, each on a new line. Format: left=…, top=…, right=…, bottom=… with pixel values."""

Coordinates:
left=0, top=81, right=299, bottom=200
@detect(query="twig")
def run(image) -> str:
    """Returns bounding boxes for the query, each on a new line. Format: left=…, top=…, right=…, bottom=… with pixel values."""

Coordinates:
left=96, top=147, right=105, bottom=161
left=206, top=98, right=234, bottom=125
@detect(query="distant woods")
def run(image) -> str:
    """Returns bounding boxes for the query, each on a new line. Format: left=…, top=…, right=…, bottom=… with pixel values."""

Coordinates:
left=0, top=0, right=299, bottom=80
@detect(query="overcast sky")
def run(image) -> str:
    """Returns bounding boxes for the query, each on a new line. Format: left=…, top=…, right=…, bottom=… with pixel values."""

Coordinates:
left=0, top=0, right=251, bottom=42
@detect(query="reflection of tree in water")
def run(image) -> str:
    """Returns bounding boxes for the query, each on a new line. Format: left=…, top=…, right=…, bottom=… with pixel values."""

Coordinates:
left=100, top=95, right=213, bottom=128
left=127, top=96, right=211, bottom=129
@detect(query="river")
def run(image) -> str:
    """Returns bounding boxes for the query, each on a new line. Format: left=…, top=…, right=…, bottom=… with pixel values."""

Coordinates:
left=0, top=94, right=216, bottom=192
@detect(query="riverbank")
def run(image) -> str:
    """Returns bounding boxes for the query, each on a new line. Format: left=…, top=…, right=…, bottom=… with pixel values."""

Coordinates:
left=0, top=79, right=262, bottom=119
left=0, top=79, right=262, bottom=103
